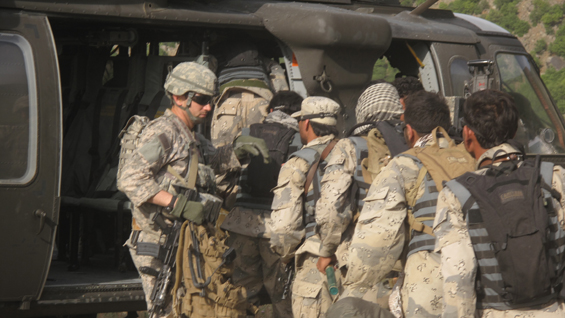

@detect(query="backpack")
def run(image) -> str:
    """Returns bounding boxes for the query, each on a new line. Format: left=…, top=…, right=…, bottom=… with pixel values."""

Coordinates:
left=402, top=127, right=476, bottom=237
left=347, top=119, right=408, bottom=184
left=447, top=155, right=564, bottom=308
left=116, top=115, right=150, bottom=185
left=242, top=122, right=298, bottom=198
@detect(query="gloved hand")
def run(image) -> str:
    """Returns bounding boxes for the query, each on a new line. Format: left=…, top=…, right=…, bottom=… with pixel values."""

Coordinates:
left=170, top=193, right=204, bottom=224
left=233, top=135, right=271, bottom=164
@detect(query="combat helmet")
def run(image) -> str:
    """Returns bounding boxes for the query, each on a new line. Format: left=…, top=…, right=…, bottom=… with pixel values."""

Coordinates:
left=164, top=61, right=217, bottom=97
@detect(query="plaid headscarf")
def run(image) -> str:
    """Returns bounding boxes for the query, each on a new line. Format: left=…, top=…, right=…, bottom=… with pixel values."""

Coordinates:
left=354, top=82, right=403, bottom=135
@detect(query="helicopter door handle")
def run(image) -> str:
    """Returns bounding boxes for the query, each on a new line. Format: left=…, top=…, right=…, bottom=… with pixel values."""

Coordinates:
left=34, top=209, right=47, bottom=235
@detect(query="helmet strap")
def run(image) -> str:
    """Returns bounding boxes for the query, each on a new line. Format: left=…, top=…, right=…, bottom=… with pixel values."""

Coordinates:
left=183, top=92, right=206, bottom=125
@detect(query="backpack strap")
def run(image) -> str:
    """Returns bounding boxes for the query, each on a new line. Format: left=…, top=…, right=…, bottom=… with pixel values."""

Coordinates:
left=540, top=161, right=554, bottom=188
left=304, top=139, right=338, bottom=197
left=375, top=120, right=408, bottom=157
left=397, top=154, right=436, bottom=238
left=444, top=178, right=474, bottom=215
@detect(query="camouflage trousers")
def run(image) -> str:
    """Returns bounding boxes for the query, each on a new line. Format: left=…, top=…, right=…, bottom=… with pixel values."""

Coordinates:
left=292, top=253, right=341, bottom=318
left=228, top=233, right=292, bottom=318
left=127, top=230, right=173, bottom=318
left=400, top=251, right=442, bottom=317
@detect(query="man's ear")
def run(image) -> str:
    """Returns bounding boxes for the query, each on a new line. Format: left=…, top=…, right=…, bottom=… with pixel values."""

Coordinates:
left=303, top=119, right=310, bottom=131
left=405, top=124, right=418, bottom=147
left=463, top=126, right=475, bottom=154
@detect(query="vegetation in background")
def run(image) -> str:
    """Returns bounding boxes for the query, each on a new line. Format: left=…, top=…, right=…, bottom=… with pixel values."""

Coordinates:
left=400, top=0, right=426, bottom=7
left=530, top=52, right=542, bottom=67
left=372, top=57, right=400, bottom=82
left=550, top=24, right=565, bottom=58
left=530, top=0, right=564, bottom=34
left=535, top=39, right=547, bottom=54
left=438, top=0, right=489, bottom=15
left=542, top=67, right=565, bottom=113
left=484, top=0, right=530, bottom=37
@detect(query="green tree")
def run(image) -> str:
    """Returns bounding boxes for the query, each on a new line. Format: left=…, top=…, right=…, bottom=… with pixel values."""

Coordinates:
left=549, top=24, right=565, bottom=57
left=541, top=66, right=565, bottom=113
left=535, top=39, right=547, bottom=54
left=444, top=0, right=488, bottom=15
left=372, top=57, right=399, bottom=82
left=541, top=5, right=563, bottom=33
left=530, top=0, right=551, bottom=26
left=484, top=1, right=530, bottom=37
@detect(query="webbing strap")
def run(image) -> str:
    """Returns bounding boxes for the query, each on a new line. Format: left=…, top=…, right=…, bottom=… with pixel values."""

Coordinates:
left=406, top=166, right=435, bottom=238
left=172, top=220, right=189, bottom=317
left=167, top=150, right=199, bottom=189
left=304, top=139, right=338, bottom=197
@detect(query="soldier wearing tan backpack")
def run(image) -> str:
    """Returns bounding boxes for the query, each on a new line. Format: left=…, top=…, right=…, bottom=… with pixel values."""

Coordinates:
left=340, top=91, right=475, bottom=318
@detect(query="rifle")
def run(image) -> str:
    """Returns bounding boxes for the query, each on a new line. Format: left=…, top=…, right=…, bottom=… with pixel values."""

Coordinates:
left=281, top=261, right=294, bottom=300
left=137, top=214, right=183, bottom=318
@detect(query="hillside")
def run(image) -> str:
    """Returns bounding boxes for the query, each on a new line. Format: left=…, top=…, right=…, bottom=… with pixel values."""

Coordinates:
left=418, top=0, right=565, bottom=111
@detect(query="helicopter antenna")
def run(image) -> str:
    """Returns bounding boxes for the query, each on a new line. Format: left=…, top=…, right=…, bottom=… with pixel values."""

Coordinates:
left=410, top=0, right=439, bottom=16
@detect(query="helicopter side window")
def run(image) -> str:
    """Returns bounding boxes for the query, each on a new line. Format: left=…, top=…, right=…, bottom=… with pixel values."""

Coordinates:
left=450, top=57, right=472, bottom=97
left=0, top=33, right=38, bottom=184
left=496, top=53, right=565, bottom=154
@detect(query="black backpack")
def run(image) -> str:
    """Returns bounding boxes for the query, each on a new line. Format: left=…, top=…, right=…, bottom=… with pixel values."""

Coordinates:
left=243, top=122, right=297, bottom=198
left=453, top=155, right=562, bottom=306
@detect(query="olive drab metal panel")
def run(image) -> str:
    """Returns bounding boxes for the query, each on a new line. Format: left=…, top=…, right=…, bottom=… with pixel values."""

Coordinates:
left=0, top=11, right=62, bottom=302
left=429, top=42, right=479, bottom=97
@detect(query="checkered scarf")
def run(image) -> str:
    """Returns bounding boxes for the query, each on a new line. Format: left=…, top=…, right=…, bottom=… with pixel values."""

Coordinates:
left=354, top=83, right=403, bottom=135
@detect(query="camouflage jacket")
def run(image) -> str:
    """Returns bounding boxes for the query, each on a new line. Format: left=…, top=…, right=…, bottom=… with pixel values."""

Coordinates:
left=268, top=134, right=357, bottom=262
left=433, top=143, right=565, bottom=318
left=210, top=84, right=273, bottom=147
left=342, top=136, right=449, bottom=299
left=117, top=109, right=239, bottom=235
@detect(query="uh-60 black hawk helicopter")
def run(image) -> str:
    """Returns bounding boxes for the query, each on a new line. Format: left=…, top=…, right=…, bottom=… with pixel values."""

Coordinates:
left=1, top=0, right=564, bottom=316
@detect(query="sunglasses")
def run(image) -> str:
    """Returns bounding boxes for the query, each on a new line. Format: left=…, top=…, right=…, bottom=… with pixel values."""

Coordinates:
left=192, top=94, right=213, bottom=105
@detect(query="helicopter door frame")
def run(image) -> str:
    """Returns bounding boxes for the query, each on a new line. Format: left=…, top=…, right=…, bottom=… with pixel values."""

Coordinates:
left=0, top=10, right=62, bottom=305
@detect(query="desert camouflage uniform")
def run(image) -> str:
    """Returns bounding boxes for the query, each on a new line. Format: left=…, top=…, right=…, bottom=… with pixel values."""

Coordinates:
left=342, top=135, right=450, bottom=317
left=220, top=111, right=298, bottom=318
left=269, top=134, right=357, bottom=318
left=117, top=109, right=239, bottom=316
left=433, top=143, right=565, bottom=318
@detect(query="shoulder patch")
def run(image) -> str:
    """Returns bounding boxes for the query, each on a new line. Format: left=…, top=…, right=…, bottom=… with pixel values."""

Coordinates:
left=139, top=136, right=165, bottom=164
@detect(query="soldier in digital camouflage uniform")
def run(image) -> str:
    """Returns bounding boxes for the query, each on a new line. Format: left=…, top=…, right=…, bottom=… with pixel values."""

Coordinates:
left=433, top=89, right=565, bottom=318
left=342, top=91, right=464, bottom=318
left=220, top=91, right=303, bottom=317
left=269, top=96, right=357, bottom=318
left=117, top=62, right=267, bottom=317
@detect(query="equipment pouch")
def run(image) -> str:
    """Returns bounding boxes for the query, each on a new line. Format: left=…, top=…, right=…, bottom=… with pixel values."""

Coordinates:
left=199, top=193, right=223, bottom=225
left=136, top=242, right=162, bottom=259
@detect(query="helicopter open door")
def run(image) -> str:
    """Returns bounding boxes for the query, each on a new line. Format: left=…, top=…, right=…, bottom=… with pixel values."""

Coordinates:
left=0, top=10, right=62, bottom=304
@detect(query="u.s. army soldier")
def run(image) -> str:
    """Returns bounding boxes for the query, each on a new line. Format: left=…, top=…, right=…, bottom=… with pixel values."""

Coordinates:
left=269, top=96, right=357, bottom=318
left=117, top=61, right=266, bottom=317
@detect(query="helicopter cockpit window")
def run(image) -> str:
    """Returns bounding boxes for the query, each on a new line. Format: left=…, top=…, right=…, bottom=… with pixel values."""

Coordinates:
left=0, top=33, right=38, bottom=184
left=496, top=53, right=565, bottom=154
left=450, top=57, right=472, bottom=97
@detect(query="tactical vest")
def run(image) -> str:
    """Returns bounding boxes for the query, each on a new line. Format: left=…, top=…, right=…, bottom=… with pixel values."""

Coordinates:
left=234, top=126, right=301, bottom=210
left=290, top=143, right=328, bottom=239
left=446, top=160, right=565, bottom=310
left=348, top=136, right=370, bottom=210
left=398, top=154, right=438, bottom=257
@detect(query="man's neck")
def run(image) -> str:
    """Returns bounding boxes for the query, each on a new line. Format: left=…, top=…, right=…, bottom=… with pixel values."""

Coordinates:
left=171, top=105, right=194, bottom=131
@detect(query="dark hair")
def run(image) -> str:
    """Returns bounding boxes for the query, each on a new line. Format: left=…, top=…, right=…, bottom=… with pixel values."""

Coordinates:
left=362, top=79, right=388, bottom=91
left=268, top=91, right=304, bottom=115
left=463, top=89, right=518, bottom=149
left=392, top=77, right=424, bottom=99
left=310, top=121, right=339, bottom=137
left=404, top=91, right=451, bottom=135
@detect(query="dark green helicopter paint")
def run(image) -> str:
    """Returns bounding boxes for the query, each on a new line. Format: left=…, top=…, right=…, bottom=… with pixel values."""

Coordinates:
left=0, top=0, right=563, bottom=316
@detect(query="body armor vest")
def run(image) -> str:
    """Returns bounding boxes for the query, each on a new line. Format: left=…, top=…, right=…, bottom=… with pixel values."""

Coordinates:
left=234, top=128, right=301, bottom=210
left=290, top=143, right=328, bottom=239
left=398, top=154, right=439, bottom=257
left=446, top=161, right=565, bottom=310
